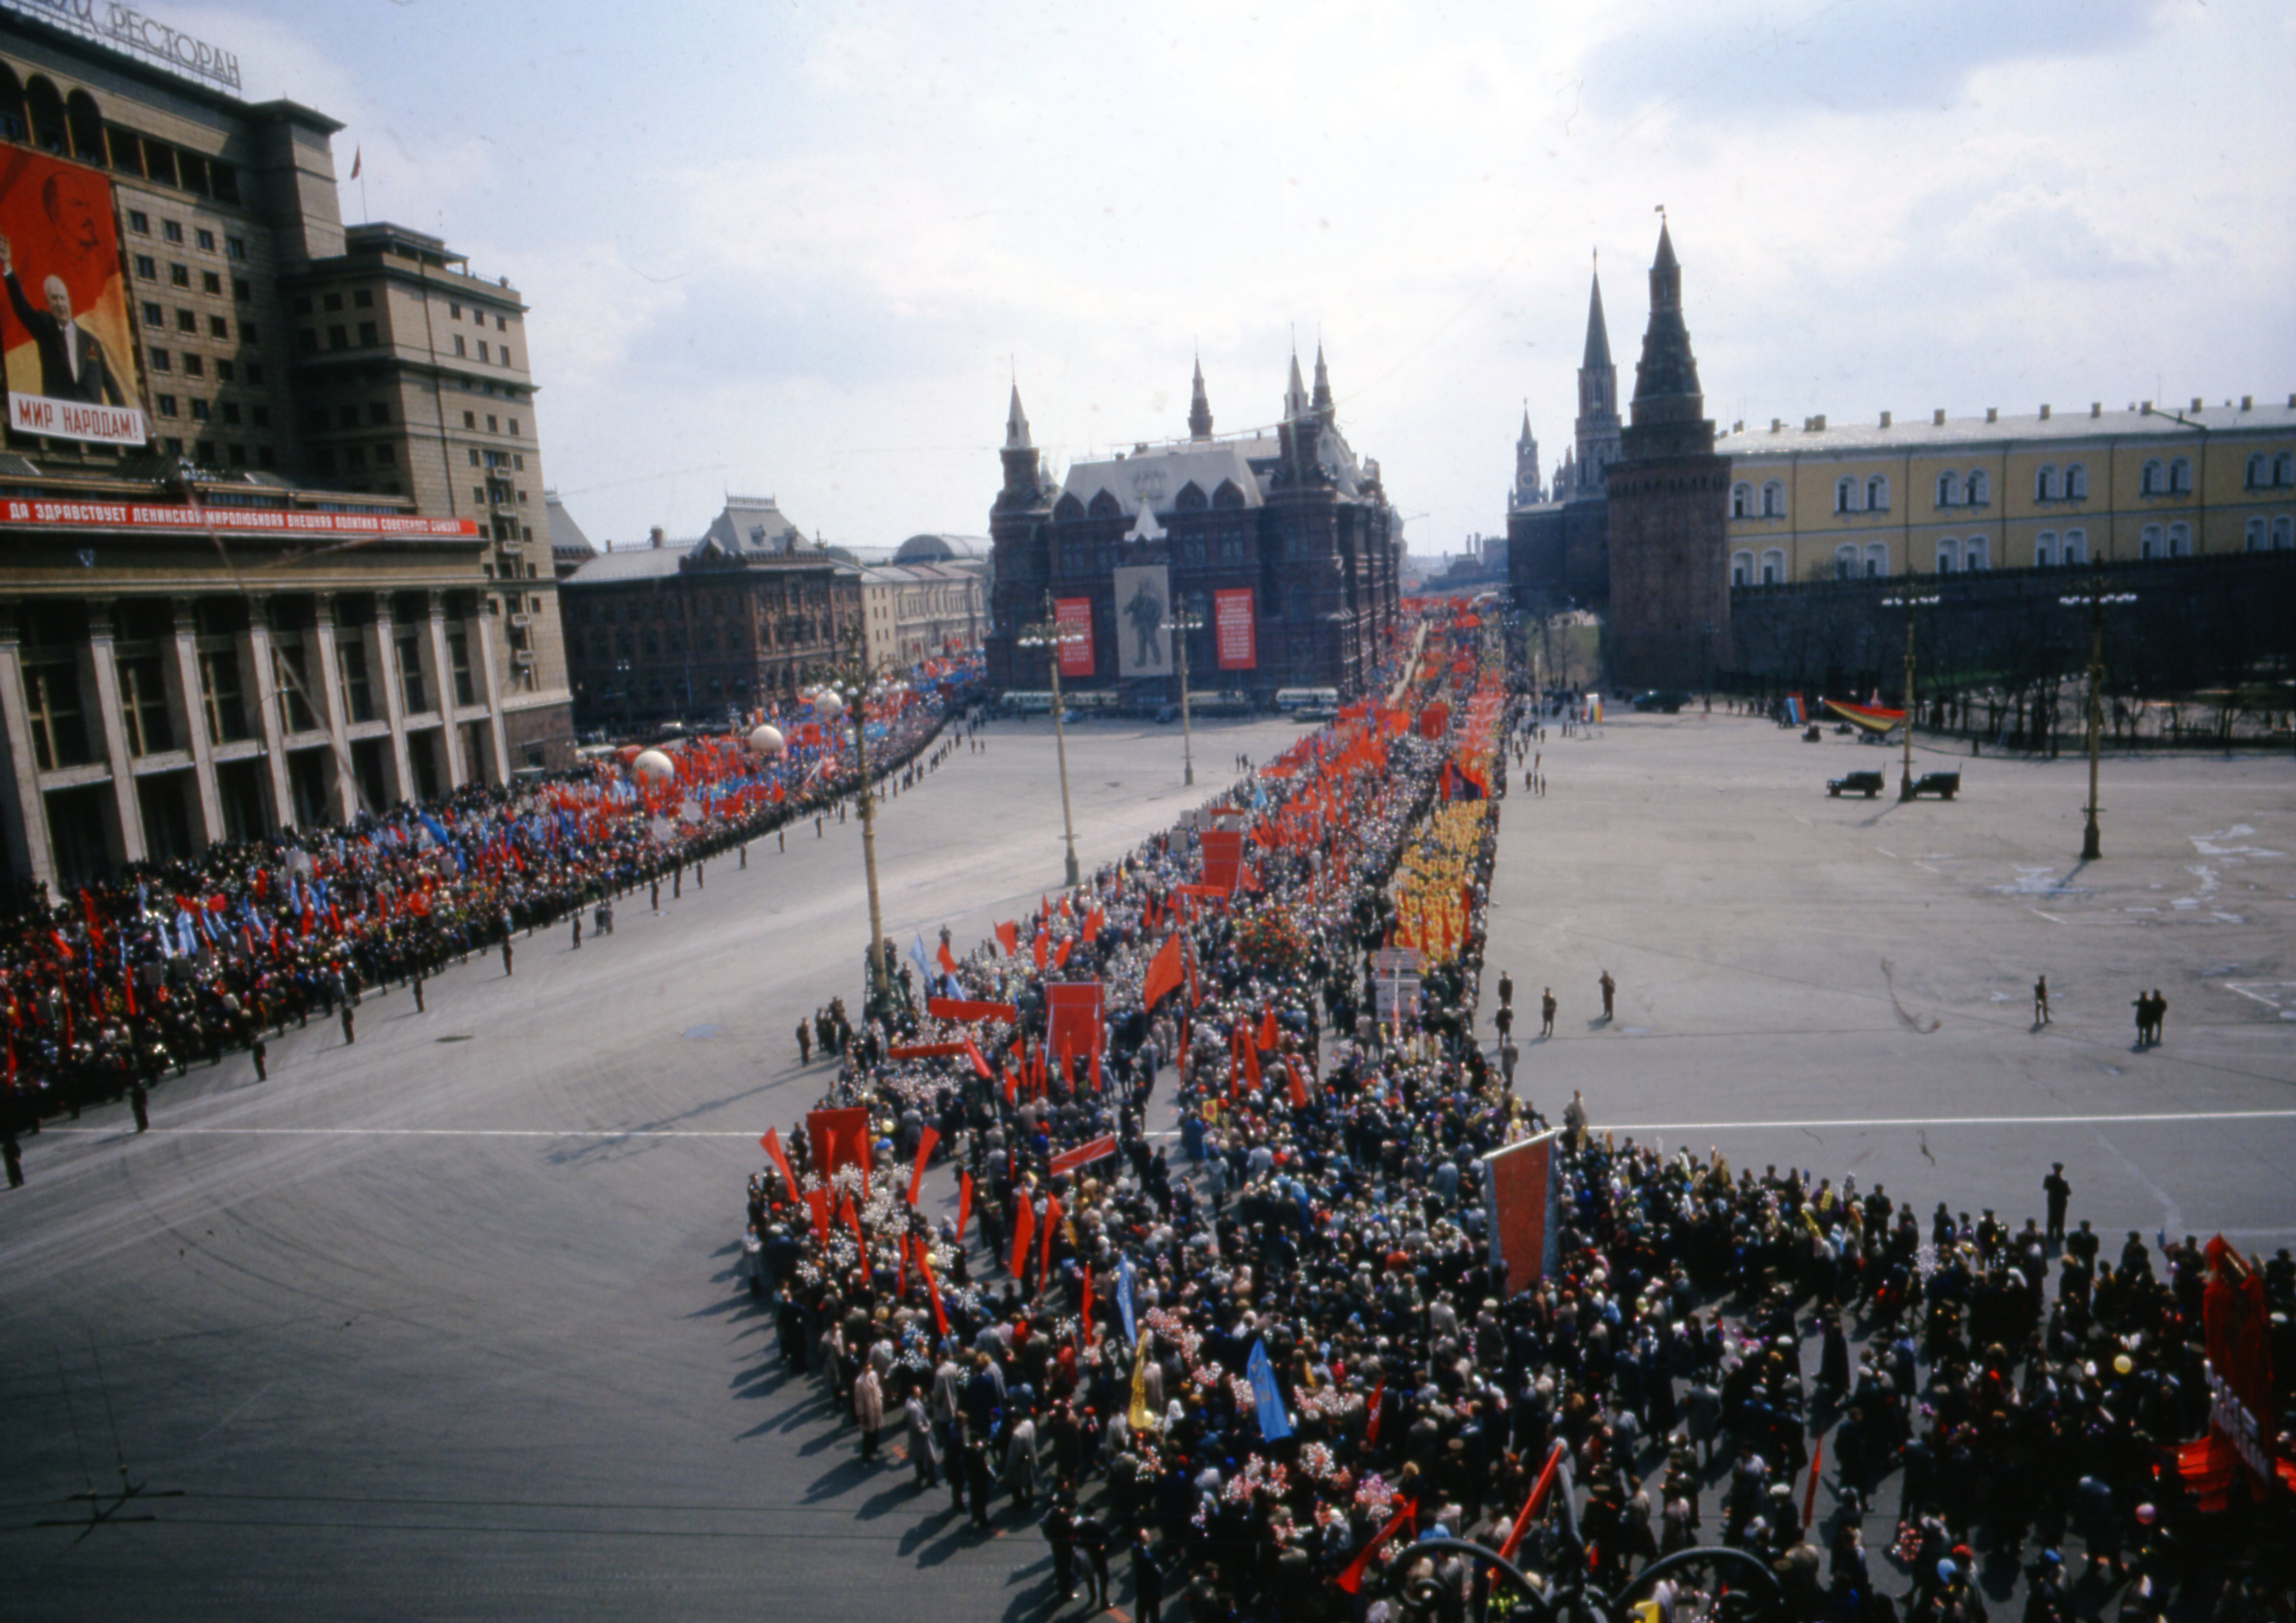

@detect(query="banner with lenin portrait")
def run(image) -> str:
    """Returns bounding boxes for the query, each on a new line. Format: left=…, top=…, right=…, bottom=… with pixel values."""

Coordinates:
left=0, top=148, right=147, bottom=446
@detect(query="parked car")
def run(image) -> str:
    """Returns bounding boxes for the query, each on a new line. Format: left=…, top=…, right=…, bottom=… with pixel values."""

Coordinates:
left=1633, top=690, right=1694, bottom=714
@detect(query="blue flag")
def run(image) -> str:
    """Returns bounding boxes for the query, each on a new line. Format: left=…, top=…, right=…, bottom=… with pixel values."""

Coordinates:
left=1247, top=1337, right=1290, bottom=1441
left=416, top=810, right=464, bottom=873
left=909, top=929, right=933, bottom=981
left=1116, top=1253, right=1137, bottom=1346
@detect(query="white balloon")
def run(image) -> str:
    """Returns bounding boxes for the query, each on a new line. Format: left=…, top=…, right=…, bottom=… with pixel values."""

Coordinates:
left=631, top=748, right=676, bottom=783
left=814, top=690, right=847, bottom=722
left=748, top=724, right=786, bottom=758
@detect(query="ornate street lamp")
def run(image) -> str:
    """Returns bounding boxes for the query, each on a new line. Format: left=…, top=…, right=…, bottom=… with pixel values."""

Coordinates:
left=805, top=627, right=896, bottom=1020
left=2060, top=572, right=2137, bottom=860
left=1171, top=599, right=1204, bottom=786
left=1880, top=592, right=1940, bottom=799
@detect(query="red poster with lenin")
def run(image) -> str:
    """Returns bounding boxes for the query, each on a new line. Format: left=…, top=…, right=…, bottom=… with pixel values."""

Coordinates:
left=0, top=149, right=146, bottom=446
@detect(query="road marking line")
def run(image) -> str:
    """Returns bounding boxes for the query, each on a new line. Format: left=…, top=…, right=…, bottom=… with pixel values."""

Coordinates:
left=1605, top=1109, right=2296, bottom=1132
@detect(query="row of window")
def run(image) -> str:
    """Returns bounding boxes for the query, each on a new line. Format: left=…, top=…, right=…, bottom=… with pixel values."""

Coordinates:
left=141, top=302, right=248, bottom=340
left=0, top=68, right=243, bottom=202
left=145, top=347, right=265, bottom=387
left=1733, top=515, right=2296, bottom=584
left=132, top=254, right=252, bottom=301
left=1739, top=453, right=2296, bottom=520
left=17, top=625, right=480, bottom=774
left=124, top=210, right=247, bottom=261
left=150, top=394, right=269, bottom=431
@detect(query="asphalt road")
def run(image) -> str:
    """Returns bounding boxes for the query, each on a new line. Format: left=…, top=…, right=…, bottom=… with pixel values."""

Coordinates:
left=0, top=711, right=1304, bottom=1623
left=2, top=708, right=2287, bottom=1619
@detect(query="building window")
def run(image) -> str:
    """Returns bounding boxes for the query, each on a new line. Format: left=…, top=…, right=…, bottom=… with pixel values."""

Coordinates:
left=1864, top=542, right=1888, bottom=576
left=2062, top=529, right=2087, bottom=566
left=336, top=638, right=375, bottom=723
left=1965, top=537, right=1988, bottom=570
left=162, top=219, right=183, bottom=243
left=2036, top=465, right=2057, bottom=501
left=1760, top=480, right=1785, bottom=518
left=1866, top=475, right=1888, bottom=512
left=174, top=307, right=195, bottom=332
left=2065, top=463, right=2087, bottom=499
left=1834, top=543, right=1859, bottom=578
left=2140, top=459, right=2163, bottom=496
left=197, top=648, right=247, bottom=743
left=189, top=398, right=210, bottom=420
left=117, top=653, right=173, bottom=756
left=324, top=293, right=342, bottom=312
left=1937, top=539, right=1958, bottom=574
left=169, top=262, right=189, bottom=286
left=148, top=346, right=170, bottom=371
left=226, top=235, right=246, bottom=261
left=23, top=661, right=91, bottom=771
left=463, top=411, right=476, bottom=429
left=2247, top=454, right=2267, bottom=489
left=2166, top=521, right=2191, bottom=557
left=467, top=449, right=481, bottom=467
left=2274, top=517, right=2293, bottom=551
left=2246, top=517, right=2267, bottom=552
left=1964, top=470, right=1988, bottom=505
left=209, top=315, right=228, bottom=338
left=1759, top=547, right=1785, bottom=585
left=2276, top=453, right=2294, bottom=486
left=327, top=325, right=347, bottom=350
left=2168, top=457, right=2192, bottom=495
left=201, top=271, right=221, bottom=295
left=134, top=254, right=156, bottom=279
left=2140, top=523, right=2162, bottom=558
left=452, top=335, right=466, bottom=356
left=447, top=627, right=475, bottom=706
left=155, top=393, right=177, bottom=417
left=139, top=300, right=161, bottom=326
left=353, top=288, right=373, bottom=308
left=2035, top=531, right=2056, bottom=568
left=128, top=210, right=149, bottom=234
left=183, top=354, right=203, bottom=378
left=1834, top=477, right=1857, bottom=514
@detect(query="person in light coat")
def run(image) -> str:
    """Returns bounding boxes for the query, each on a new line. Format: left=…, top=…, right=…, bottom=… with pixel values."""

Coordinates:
left=853, top=1364, right=884, bottom=1461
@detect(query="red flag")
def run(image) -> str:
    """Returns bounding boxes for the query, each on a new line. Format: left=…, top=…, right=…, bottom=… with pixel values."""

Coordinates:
left=349, top=144, right=361, bottom=180
left=1258, top=1007, right=1279, bottom=1050
left=994, top=920, right=1018, bottom=956
left=1079, top=1264, right=1095, bottom=1343
left=1038, top=1194, right=1062, bottom=1291
left=840, top=1193, right=866, bottom=1245
left=1498, top=1441, right=1564, bottom=1564
left=806, top=1187, right=830, bottom=1246
left=1803, top=1432, right=1823, bottom=1528
left=1032, top=931, right=1048, bottom=972
left=1053, top=936, right=1075, bottom=970
left=1009, top=1196, right=1036, bottom=1283
left=906, top=1126, right=939, bottom=1205
left=918, top=1241, right=951, bottom=1338
left=1336, top=1498, right=1418, bottom=1594
left=1082, top=907, right=1103, bottom=944
left=760, top=1127, right=798, bottom=1196
left=1363, top=1380, right=1385, bottom=1445
left=1282, top=1053, right=1310, bottom=1109
left=1141, top=933, right=1185, bottom=1012
left=897, top=1233, right=909, bottom=1299
left=958, top=1171, right=975, bottom=1244
left=963, top=1033, right=992, bottom=1080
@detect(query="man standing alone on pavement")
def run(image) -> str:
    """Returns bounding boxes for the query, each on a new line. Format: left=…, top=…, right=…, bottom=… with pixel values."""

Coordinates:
left=2044, top=1163, right=2071, bottom=1246
left=2033, top=974, right=2050, bottom=1025
left=1540, top=987, right=1557, bottom=1037
left=1563, top=1089, right=1588, bottom=1150
left=1599, top=970, right=1616, bottom=1020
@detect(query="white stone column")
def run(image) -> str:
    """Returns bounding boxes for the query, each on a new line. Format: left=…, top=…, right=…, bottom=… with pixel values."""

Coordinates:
left=167, top=599, right=226, bottom=845
left=82, top=599, right=146, bottom=863
left=241, top=597, right=293, bottom=829
left=0, top=623, right=55, bottom=890
left=427, top=595, right=468, bottom=789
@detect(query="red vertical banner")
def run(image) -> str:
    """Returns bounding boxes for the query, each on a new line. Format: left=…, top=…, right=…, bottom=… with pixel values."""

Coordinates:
left=1481, top=1129, right=1561, bottom=1298
left=1047, top=981, right=1104, bottom=1059
left=1199, top=828, right=1244, bottom=894
left=1213, top=587, right=1257, bottom=670
left=1054, top=597, right=1095, bottom=677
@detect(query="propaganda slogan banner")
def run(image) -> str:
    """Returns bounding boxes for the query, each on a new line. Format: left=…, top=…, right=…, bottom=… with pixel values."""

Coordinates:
left=1213, top=587, right=1257, bottom=670
left=0, top=149, right=147, bottom=446
left=1482, top=1129, right=1561, bottom=1297
left=1112, top=565, right=1171, bottom=678
left=1054, top=597, right=1096, bottom=678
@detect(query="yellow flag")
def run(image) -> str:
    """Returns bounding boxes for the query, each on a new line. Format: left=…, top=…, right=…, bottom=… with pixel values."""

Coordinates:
left=1128, top=1331, right=1155, bottom=1431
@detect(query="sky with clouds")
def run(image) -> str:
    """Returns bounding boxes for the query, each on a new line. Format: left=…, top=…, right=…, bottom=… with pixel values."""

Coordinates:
left=172, top=0, right=2292, bottom=554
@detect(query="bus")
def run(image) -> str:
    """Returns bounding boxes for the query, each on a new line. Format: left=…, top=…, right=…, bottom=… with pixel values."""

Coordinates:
left=1274, top=687, right=1341, bottom=719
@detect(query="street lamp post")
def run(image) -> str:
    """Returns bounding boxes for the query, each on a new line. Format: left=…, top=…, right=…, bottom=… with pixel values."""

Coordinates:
left=1015, top=594, right=1083, bottom=888
left=2061, top=571, right=2137, bottom=861
left=809, top=627, right=895, bottom=1020
left=1171, top=601, right=1204, bottom=786
left=1881, top=592, right=1940, bottom=800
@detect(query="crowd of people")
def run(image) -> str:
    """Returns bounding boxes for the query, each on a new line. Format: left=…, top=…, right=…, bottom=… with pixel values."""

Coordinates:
left=738, top=618, right=2290, bottom=1623
left=0, top=670, right=983, bottom=1170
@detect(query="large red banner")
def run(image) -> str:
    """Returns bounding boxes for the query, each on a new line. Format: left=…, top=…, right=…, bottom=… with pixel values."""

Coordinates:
left=1482, top=1130, right=1560, bottom=1298
left=1046, top=981, right=1103, bottom=1058
left=0, top=497, right=478, bottom=537
left=1214, top=587, right=1257, bottom=670
left=1199, top=828, right=1244, bottom=894
left=1054, top=597, right=1095, bottom=678
left=0, top=149, right=146, bottom=446
left=806, top=1106, right=873, bottom=1179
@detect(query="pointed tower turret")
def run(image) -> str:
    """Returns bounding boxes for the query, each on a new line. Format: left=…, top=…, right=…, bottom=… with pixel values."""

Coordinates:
left=1570, top=262, right=1622, bottom=500
left=1604, top=217, right=1727, bottom=694
left=1187, top=356, right=1213, bottom=441
left=1510, top=406, right=1543, bottom=511
left=1283, top=350, right=1309, bottom=421
left=998, top=382, right=1043, bottom=509
left=1310, top=343, right=1333, bottom=416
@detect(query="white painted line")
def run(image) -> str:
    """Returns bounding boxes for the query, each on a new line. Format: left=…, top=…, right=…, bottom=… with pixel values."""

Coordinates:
left=45, top=1126, right=763, bottom=1140
left=1605, top=1109, right=2296, bottom=1132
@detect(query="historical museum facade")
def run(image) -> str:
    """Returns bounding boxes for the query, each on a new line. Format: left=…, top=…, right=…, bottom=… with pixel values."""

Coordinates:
left=557, top=497, right=863, bottom=732
left=986, top=352, right=1403, bottom=702
left=0, top=7, right=573, bottom=889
